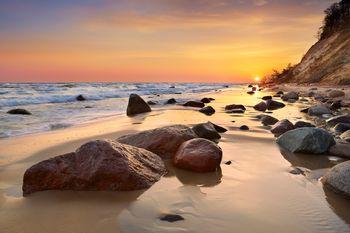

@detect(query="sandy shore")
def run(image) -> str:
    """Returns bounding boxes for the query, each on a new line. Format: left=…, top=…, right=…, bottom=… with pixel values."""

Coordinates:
left=1, top=86, right=350, bottom=233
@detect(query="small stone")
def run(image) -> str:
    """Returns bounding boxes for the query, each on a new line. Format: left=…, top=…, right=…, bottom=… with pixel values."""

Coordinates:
left=183, top=101, right=205, bottom=108
left=254, top=101, right=267, bottom=112
left=166, top=98, right=177, bottom=104
left=147, top=101, right=157, bottom=105
left=225, top=161, right=232, bottom=165
left=7, top=109, right=32, bottom=115
left=262, top=96, right=272, bottom=100
left=76, top=95, right=86, bottom=101
left=201, top=98, right=212, bottom=103
left=225, top=104, right=246, bottom=111
left=199, top=106, right=215, bottom=116
left=160, top=214, right=184, bottom=222
left=240, top=125, right=249, bottom=131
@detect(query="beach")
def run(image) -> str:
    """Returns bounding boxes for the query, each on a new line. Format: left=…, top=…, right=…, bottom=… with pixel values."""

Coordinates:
left=1, top=85, right=350, bottom=233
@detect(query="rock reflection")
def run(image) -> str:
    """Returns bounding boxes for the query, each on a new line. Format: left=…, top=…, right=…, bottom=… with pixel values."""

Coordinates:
left=324, top=187, right=350, bottom=225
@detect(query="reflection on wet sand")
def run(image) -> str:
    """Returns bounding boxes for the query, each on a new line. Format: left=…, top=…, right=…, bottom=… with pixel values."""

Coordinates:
left=324, top=187, right=350, bottom=225
left=279, top=148, right=341, bottom=170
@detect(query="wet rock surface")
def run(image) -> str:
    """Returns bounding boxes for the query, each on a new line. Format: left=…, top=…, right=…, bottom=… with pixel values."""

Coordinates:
left=22, top=140, right=166, bottom=196
left=173, top=138, right=223, bottom=172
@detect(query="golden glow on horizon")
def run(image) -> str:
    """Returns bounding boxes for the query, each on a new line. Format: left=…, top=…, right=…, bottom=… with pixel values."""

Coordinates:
left=0, top=0, right=334, bottom=82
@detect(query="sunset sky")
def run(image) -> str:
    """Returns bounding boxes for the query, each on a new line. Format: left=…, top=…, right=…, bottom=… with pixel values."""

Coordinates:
left=0, top=0, right=336, bottom=83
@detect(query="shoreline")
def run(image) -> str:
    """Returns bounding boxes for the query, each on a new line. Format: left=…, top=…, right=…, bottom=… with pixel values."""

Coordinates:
left=1, top=85, right=350, bottom=233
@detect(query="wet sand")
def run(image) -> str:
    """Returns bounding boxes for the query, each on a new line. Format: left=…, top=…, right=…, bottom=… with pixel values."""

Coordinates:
left=1, top=86, right=350, bottom=233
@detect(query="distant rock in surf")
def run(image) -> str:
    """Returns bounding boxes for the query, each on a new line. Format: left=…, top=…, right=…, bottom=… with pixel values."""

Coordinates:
left=7, top=109, right=32, bottom=115
left=126, top=94, right=151, bottom=116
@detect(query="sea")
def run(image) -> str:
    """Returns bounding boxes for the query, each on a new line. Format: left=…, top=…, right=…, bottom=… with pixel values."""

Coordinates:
left=0, top=82, right=233, bottom=138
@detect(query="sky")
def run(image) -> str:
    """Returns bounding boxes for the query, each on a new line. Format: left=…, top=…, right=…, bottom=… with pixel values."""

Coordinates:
left=0, top=0, right=337, bottom=83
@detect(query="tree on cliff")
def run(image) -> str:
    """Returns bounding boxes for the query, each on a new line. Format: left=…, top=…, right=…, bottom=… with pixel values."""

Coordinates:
left=319, top=0, right=350, bottom=40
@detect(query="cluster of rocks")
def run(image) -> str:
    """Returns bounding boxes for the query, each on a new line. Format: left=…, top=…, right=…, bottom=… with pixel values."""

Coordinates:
left=23, top=122, right=226, bottom=196
left=265, top=87, right=350, bottom=198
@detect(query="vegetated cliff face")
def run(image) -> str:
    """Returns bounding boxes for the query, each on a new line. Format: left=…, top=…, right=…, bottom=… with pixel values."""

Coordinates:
left=288, top=29, right=350, bottom=85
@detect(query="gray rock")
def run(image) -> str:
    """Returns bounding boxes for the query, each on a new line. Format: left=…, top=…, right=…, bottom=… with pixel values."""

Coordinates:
left=127, top=94, right=151, bottom=116
left=270, top=119, right=295, bottom=137
left=322, top=161, right=350, bottom=197
left=282, top=92, right=299, bottom=101
left=276, top=128, right=335, bottom=154
left=329, top=143, right=350, bottom=158
left=307, top=105, right=332, bottom=116
left=326, top=114, right=350, bottom=127
left=333, top=123, right=350, bottom=134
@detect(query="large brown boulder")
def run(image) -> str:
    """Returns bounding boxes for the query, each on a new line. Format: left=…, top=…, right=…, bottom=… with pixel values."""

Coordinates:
left=22, top=140, right=166, bottom=196
left=117, top=125, right=197, bottom=158
left=173, top=138, right=222, bottom=172
left=126, top=94, right=151, bottom=116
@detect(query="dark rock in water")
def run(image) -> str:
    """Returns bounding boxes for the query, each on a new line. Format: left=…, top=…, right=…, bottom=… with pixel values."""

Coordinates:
left=201, top=98, right=212, bottom=103
left=7, top=109, right=32, bottom=115
left=76, top=95, right=86, bottom=101
left=330, top=100, right=342, bottom=110
left=247, top=91, right=255, bottom=95
left=300, top=108, right=310, bottom=113
left=226, top=109, right=245, bottom=114
left=248, top=84, right=253, bottom=88
left=254, top=101, right=267, bottom=112
left=173, top=138, right=222, bottom=172
left=169, top=86, right=175, bottom=89
left=183, top=101, right=205, bottom=108
left=147, top=100, right=157, bottom=105
left=294, top=121, right=315, bottom=128
left=22, top=140, right=166, bottom=196
left=209, top=122, right=227, bottom=133
left=270, top=119, right=295, bottom=137
left=326, top=114, right=350, bottom=127
left=262, top=96, right=272, bottom=101
left=322, top=161, right=350, bottom=197
left=126, top=94, right=151, bottom=116
left=85, top=106, right=93, bottom=109
left=260, top=115, right=279, bottom=126
left=118, top=125, right=197, bottom=158
left=276, top=128, right=335, bottom=154
left=166, top=98, right=177, bottom=104
left=225, top=104, right=246, bottom=111
left=333, top=123, right=350, bottom=134
left=266, top=100, right=285, bottom=110
left=282, top=92, right=299, bottom=101
left=199, top=106, right=215, bottom=116
left=329, top=143, right=350, bottom=158
left=160, top=214, right=184, bottom=222
left=225, top=161, right=232, bottom=165
left=192, top=122, right=221, bottom=140
left=239, top=125, right=249, bottom=131
left=307, top=105, right=332, bottom=116
left=340, top=130, right=350, bottom=142
left=277, top=91, right=284, bottom=95
left=328, top=90, right=345, bottom=98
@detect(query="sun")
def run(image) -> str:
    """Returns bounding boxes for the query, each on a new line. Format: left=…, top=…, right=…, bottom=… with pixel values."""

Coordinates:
left=254, top=76, right=261, bottom=82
